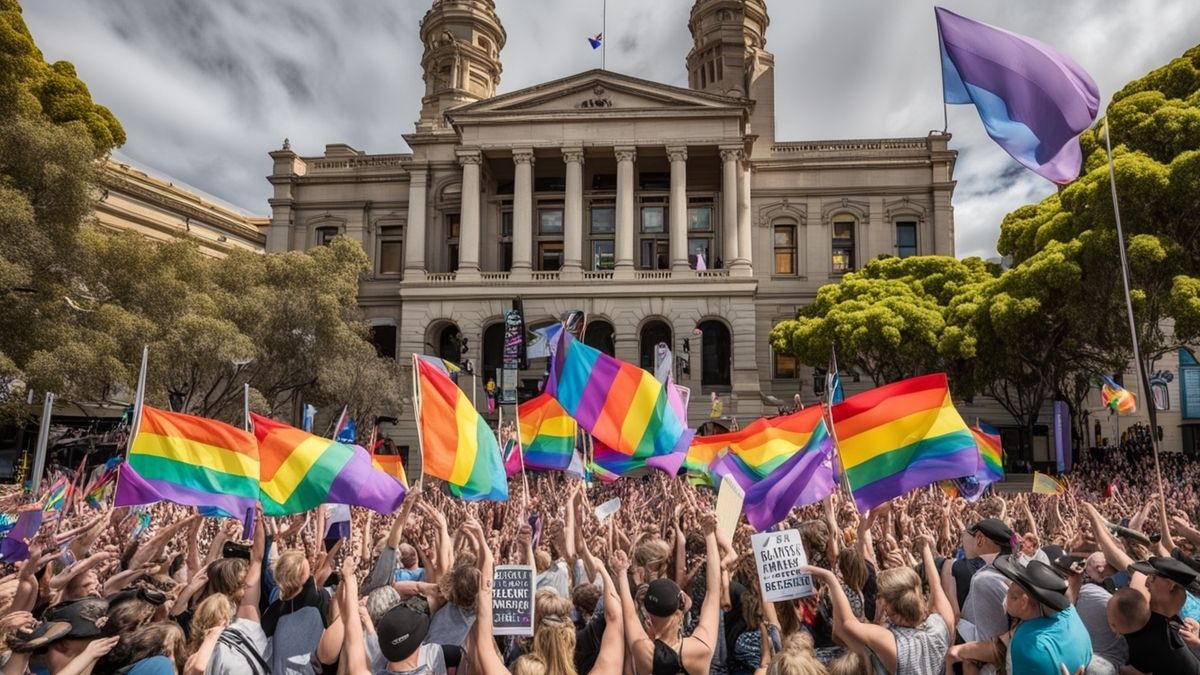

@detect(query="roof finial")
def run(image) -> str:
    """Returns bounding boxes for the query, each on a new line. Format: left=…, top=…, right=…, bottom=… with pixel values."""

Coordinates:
left=282, top=137, right=291, bottom=150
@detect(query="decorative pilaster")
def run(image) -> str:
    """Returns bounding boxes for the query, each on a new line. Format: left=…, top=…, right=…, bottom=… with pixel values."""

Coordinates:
left=562, top=147, right=585, bottom=280
left=614, top=146, right=637, bottom=279
left=511, top=148, right=534, bottom=278
left=456, top=149, right=482, bottom=280
left=668, top=146, right=689, bottom=272
left=720, top=146, right=741, bottom=269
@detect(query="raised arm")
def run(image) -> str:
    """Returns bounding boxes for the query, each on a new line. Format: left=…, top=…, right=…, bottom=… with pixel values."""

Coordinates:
left=920, top=534, right=955, bottom=638
left=238, top=509, right=265, bottom=621
left=337, top=557, right=372, bottom=675
left=589, top=542, right=625, bottom=675
left=463, top=518, right=510, bottom=675
left=613, top=548, right=653, bottom=673
left=686, top=512, right=721, bottom=665
left=803, top=564, right=897, bottom=666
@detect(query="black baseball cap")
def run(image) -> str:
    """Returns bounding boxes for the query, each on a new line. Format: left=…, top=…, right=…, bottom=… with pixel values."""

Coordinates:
left=376, top=606, right=430, bottom=663
left=644, top=578, right=682, bottom=617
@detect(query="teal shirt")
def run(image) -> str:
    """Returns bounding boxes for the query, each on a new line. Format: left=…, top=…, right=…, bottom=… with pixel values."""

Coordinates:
left=1009, top=605, right=1093, bottom=675
left=1182, top=591, right=1200, bottom=622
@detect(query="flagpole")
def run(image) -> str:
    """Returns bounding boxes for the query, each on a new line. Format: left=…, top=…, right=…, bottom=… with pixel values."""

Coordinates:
left=602, top=0, right=607, bottom=71
left=127, top=345, right=149, bottom=458
left=411, top=354, right=426, bottom=492
left=1103, top=117, right=1166, bottom=516
left=934, top=9, right=949, bottom=134
left=514, top=400, right=531, bottom=516
left=243, top=383, right=251, bottom=433
left=30, top=391, right=55, bottom=498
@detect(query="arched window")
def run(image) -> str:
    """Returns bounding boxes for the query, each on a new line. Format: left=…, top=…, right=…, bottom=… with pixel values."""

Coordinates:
left=435, top=323, right=461, bottom=365
left=584, top=321, right=616, bottom=357
left=482, top=323, right=505, bottom=382
left=639, top=320, right=672, bottom=372
left=699, top=320, right=731, bottom=388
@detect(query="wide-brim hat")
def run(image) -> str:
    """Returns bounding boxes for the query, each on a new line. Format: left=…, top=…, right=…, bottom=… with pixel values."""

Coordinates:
left=1130, top=556, right=1200, bottom=595
left=994, top=554, right=1071, bottom=612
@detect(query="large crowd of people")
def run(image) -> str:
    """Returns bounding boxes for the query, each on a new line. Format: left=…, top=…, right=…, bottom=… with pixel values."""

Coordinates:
left=0, top=448, right=1199, bottom=674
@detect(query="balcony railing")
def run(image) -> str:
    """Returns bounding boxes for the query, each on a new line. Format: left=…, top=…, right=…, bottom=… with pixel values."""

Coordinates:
left=583, top=270, right=614, bottom=281
left=480, top=272, right=511, bottom=283
left=696, top=269, right=731, bottom=279
left=636, top=270, right=672, bottom=281
left=425, top=273, right=456, bottom=284
left=530, top=271, right=560, bottom=282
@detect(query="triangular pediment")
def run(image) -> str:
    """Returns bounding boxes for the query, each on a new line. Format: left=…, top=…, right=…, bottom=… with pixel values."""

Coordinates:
left=447, top=69, right=747, bottom=119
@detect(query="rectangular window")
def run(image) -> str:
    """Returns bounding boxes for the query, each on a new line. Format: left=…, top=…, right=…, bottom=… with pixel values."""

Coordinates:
left=377, top=226, right=404, bottom=275
left=501, top=211, right=513, bottom=237
left=687, top=207, right=713, bottom=232
left=896, top=221, right=918, bottom=258
left=590, top=207, right=615, bottom=234
left=774, top=350, right=798, bottom=379
left=538, top=242, right=564, bottom=271
left=447, top=214, right=461, bottom=239
left=774, top=225, right=796, bottom=275
left=448, top=244, right=459, bottom=271
left=500, top=242, right=512, bottom=271
left=641, top=206, right=665, bottom=233
left=315, top=227, right=339, bottom=246
left=639, top=172, right=670, bottom=190
left=640, top=239, right=668, bottom=270
left=591, top=240, right=615, bottom=270
left=592, top=174, right=616, bottom=191
left=832, top=220, right=855, bottom=274
left=369, top=325, right=397, bottom=360
left=534, top=176, right=565, bottom=192
left=688, top=237, right=712, bottom=268
left=539, top=209, right=563, bottom=235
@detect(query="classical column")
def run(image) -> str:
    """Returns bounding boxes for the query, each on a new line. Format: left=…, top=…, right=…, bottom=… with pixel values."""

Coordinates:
left=614, top=146, right=637, bottom=279
left=456, top=149, right=482, bottom=280
left=667, top=146, right=689, bottom=272
left=404, top=166, right=428, bottom=279
left=512, top=148, right=534, bottom=278
left=562, top=147, right=585, bottom=280
left=733, top=158, right=753, bottom=276
left=719, top=146, right=741, bottom=269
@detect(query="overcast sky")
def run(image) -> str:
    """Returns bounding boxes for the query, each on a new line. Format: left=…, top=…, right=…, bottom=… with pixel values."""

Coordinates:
left=21, top=0, right=1200, bottom=259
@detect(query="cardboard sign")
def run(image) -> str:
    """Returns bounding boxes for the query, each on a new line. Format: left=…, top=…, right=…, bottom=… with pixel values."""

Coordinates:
left=715, top=474, right=744, bottom=541
left=492, top=565, right=535, bottom=636
left=595, top=497, right=620, bottom=523
left=751, top=529, right=813, bottom=602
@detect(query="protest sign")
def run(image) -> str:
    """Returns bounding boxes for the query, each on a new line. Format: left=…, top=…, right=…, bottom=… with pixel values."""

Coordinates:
left=492, top=565, right=535, bottom=636
left=751, top=529, right=812, bottom=602
left=715, top=474, right=744, bottom=540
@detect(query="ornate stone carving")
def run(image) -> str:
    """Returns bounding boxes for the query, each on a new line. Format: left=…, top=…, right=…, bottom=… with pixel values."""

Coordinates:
left=720, top=148, right=743, bottom=163
left=561, top=148, right=585, bottom=164
left=456, top=150, right=482, bottom=166
left=512, top=149, right=535, bottom=165
left=666, top=146, right=689, bottom=163
left=614, top=147, right=637, bottom=163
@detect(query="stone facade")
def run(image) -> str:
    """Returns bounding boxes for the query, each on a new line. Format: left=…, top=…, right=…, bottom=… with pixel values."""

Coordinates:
left=96, top=159, right=266, bottom=257
left=264, top=0, right=957, bottom=474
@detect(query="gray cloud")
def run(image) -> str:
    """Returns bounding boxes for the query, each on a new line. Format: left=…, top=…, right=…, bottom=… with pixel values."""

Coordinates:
left=20, top=0, right=1200, bottom=259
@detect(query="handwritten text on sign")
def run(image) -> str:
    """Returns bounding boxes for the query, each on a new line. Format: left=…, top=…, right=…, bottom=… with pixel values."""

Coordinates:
left=492, top=565, right=535, bottom=636
left=752, top=529, right=813, bottom=602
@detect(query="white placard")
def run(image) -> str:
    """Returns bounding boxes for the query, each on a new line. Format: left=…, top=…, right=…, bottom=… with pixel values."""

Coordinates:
left=752, top=529, right=813, bottom=602
left=594, top=497, right=620, bottom=523
left=715, top=475, right=744, bottom=541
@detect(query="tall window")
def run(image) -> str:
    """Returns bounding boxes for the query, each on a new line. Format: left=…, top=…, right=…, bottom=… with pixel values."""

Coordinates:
left=589, top=204, right=615, bottom=270
left=688, top=201, right=713, bottom=269
left=639, top=200, right=668, bottom=270
left=584, top=321, right=616, bottom=356
left=446, top=214, right=460, bottom=272
left=773, top=223, right=797, bottom=275
left=639, top=320, right=672, bottom=372
left=377, top=226, right=404, bottom=276
left=896, top=221, right=918, bottom=258
left=315, top=226, right=339, bottom=247
left=537, top=204, right=564, bottom=271
left=699, top=320, right=731, bottom=388
left=832, top=218, right=856, bottom=274
left=499, top=208, right=513, bottom=271
left=369, top=325, right=397, bottom=359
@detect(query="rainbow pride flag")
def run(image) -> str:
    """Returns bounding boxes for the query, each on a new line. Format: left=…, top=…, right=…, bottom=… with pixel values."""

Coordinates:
left=689, top=409, right=831, bottom=487
left=371, top=453, right=408, bottom=488
left=546, top=331, right=691, bottom=476
left=42, top=476, right=69, bottom=515
left=729, top=408, right=836, bottom=531
left=252, top=414, right=408, bottom=515
left=518, top=394, right=577, bottom=473
left=415, top=355, right=507, bottom=502
left=1100, top=375, right=1136, bottom=414
left=831, top=373, right=979, bottom=512
left=115, top=406, right=261, bottom=517
left=971, top=422, right=1004, bottom=483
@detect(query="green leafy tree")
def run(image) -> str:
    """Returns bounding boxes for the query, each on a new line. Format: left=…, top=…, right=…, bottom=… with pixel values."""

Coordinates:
left=769, top=255, right=997, bottom=392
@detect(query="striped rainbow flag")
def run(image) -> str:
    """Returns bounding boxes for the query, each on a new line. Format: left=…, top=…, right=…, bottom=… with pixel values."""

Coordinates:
left=517, top=393, right=576, bottom=472
left=1100, top=375, right=1136, bottom=414
left=415, top=355, right=507, bottom=502
left=971, top=421, right=1004, bottom=483
left=546, top=331, right=691, bottom=476
left=115, top=406, right=261, bottom=517
left=252, top=413, right=408, bottom=515
left=689, top=408, right=830, bottom=487
left=832, top=373, right=979, bottom=512
left=371, top=453, right=408, bottom=488
left=42, top=476, right=70, bottom=515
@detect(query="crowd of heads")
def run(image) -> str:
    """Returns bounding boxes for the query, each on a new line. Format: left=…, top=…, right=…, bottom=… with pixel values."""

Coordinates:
left=0, top=447, right=1197, bottom=674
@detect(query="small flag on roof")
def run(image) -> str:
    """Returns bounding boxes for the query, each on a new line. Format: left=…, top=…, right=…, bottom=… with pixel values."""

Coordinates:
left=588, top=33, right=603, bottom=50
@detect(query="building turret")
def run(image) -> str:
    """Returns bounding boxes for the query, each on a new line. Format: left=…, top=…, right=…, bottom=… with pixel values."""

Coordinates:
left=416, top=0, right=506, bottom=131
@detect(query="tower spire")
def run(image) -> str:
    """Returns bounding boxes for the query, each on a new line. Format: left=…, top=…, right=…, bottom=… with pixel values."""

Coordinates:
left=416, top=0, right=506, bottom=132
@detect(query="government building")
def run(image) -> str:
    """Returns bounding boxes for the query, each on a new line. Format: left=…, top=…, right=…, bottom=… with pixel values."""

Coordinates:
left=263, top=0, right=957, bottom=468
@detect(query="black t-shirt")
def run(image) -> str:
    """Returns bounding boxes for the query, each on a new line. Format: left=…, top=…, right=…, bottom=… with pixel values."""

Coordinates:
left=574, top=613, right=606, bottom=674
left=1125, top=611, right=1200, bottom=675
left=952, top=557, right=987, bottom=609
left=863, top=560, right=878, bottom=622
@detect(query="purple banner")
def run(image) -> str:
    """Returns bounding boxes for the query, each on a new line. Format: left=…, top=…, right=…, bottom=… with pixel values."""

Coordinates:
left=1053, top=400, right=1071, bottom=473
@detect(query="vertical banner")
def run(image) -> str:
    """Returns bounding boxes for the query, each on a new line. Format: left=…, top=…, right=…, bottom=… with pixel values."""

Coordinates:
left=1053, top=400, right=1071, bottom=473
left=491, top=565, right=535, bottom=636
left=752, top=529, right=813, bottom=601
left=302, top=404, right=316, bottom=433
left=503, top=310, right=522, bottom=404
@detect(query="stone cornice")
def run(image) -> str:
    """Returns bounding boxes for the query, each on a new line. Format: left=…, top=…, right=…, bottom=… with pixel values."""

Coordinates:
left=100, top=165, right=265, bottom=241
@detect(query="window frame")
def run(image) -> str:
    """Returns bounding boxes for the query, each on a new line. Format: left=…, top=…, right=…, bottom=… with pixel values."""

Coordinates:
left=831, top=217, right=857, bottom=275
left=376, top=225, right=404, bottom=277
left=896, top=220, right=918, bottom=259
left=773, top=222, right=797, bottom=276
